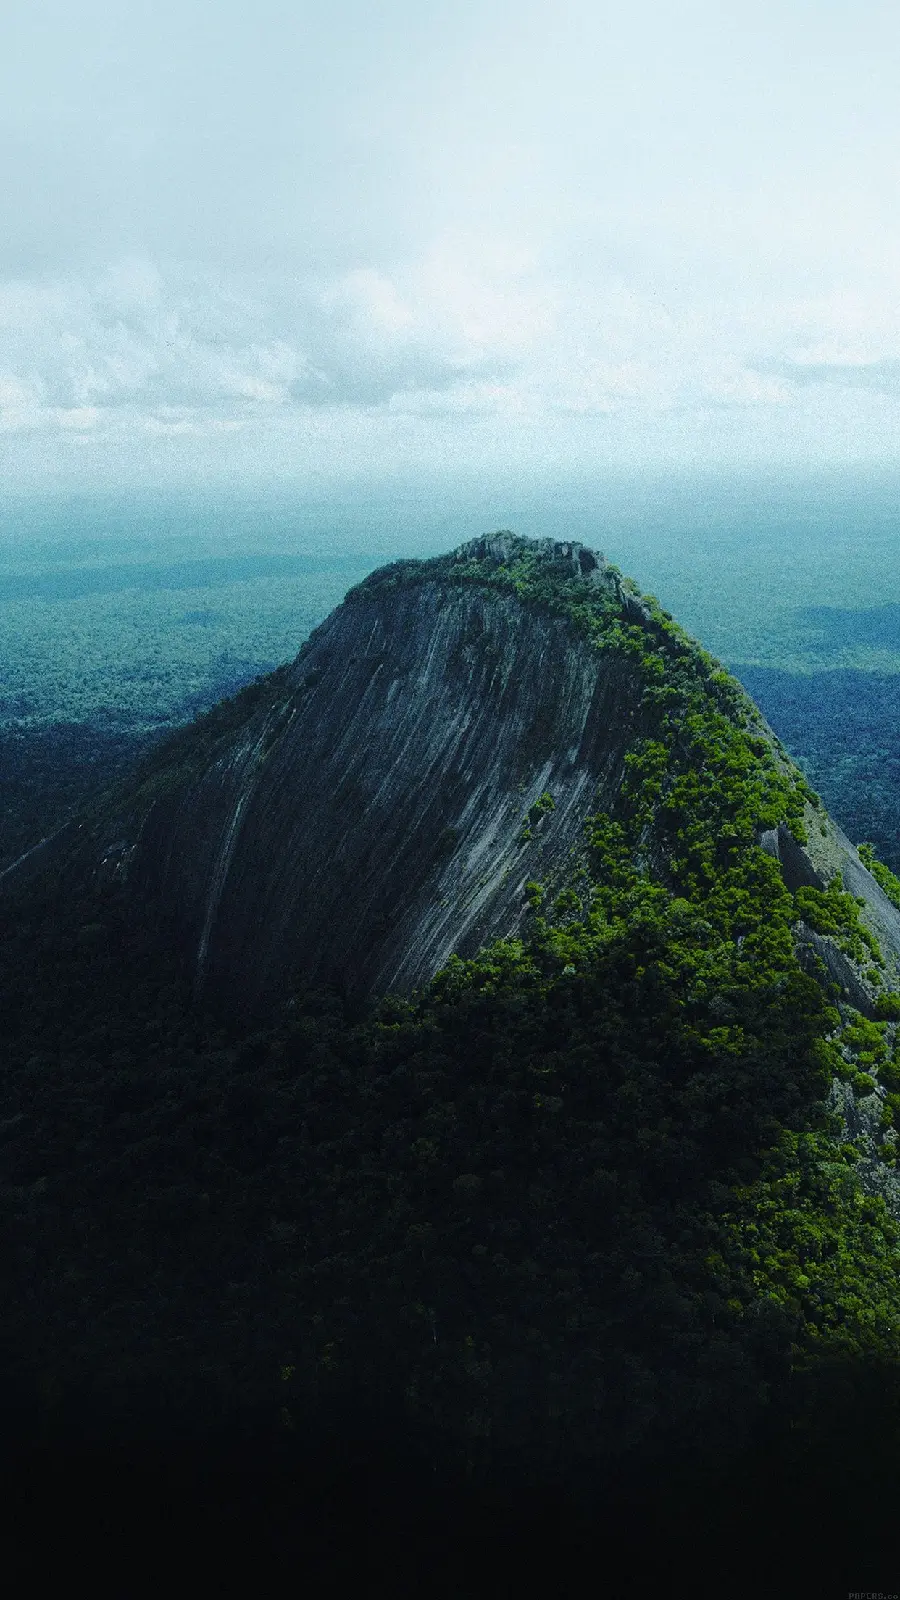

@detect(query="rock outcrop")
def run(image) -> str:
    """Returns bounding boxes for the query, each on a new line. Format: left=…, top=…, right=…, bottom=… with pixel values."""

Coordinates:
left=6, top=532, right=900, bottom=1024
left=74, top=536, right=649, bottom=1009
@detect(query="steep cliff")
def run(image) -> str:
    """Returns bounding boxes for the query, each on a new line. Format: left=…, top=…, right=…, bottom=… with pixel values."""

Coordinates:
left=4, top=532, right=900, bottom=1568
left=10, top=531, right=900, bottom=1025
left=102, top=538, right=647, bottom=1005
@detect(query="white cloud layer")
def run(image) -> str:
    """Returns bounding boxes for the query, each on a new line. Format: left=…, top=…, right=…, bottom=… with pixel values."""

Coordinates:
left=2, top=1, right=900, bottom=486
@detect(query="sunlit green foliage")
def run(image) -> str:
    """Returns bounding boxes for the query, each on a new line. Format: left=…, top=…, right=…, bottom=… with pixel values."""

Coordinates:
left=859, top=841, right=900, bottom=910
left=795, top=880, right=884, bottom=966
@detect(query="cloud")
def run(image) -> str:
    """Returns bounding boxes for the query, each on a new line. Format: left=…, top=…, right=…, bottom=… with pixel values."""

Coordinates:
left=5, top=3, right=900, bottom=482
left=4, top=241, right=887, bottom=467
left=763, top=358, right=900, bottom=397
left=0, top=253, right=527, bottom=437
left=5, top=239, right=900, bottom=483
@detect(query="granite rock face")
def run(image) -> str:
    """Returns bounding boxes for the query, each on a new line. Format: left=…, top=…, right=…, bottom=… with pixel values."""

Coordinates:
left=106, top=543, right=646, bottom=1009
left=8, top=531, right=900, bottom=1028
left=760, top=817, right=900, bottom=1014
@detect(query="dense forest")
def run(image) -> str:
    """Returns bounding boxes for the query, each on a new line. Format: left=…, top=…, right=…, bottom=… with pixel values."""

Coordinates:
left=738, top=665, right=900, bottom=874
left=2, top=538, right=900, bottom=1592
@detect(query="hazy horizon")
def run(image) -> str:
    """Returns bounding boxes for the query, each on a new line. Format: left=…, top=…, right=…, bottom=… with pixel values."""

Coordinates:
left=4, top=465, right=900, bottom=669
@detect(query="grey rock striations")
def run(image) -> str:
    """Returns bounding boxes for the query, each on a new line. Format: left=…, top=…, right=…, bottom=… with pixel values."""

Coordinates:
left=7, top=531, right=900, bottom=1034
left=91, top=535, right=647, bottom=1010
left=761, top=817, right=900, bottom=1012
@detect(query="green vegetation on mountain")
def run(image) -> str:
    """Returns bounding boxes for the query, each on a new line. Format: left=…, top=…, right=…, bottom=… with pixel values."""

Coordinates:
left=735, top=666, right=900, bottom=876
left=2, top=536, right=900, bottom=1579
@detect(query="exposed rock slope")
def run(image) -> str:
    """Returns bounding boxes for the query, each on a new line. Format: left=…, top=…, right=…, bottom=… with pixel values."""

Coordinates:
left=6, top=532, right=900, bottom=1023
left=4, top=529, right=900, bottom=1512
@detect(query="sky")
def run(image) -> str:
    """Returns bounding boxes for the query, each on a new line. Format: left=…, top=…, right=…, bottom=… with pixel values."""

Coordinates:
left=3, top=0, right=900, bottom=492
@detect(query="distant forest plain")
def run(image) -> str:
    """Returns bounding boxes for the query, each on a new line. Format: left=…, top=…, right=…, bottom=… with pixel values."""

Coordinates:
left=4, top=470, right=900, bottom=873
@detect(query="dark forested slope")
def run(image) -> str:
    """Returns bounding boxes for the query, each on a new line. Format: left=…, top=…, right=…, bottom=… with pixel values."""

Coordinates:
left=2, top=533, right=900, bottom=1589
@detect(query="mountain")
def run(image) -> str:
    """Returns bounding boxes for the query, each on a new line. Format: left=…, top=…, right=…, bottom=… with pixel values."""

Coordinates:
left=9, top=530, right=900, bottom=1020
left=2, top=532, right=900, bottom=1588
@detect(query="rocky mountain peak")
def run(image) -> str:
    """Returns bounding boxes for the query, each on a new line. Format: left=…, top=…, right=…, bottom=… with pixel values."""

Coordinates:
left=450, top=529, right=609, bottom=581
left=5, top=532, right=900, bottom=1040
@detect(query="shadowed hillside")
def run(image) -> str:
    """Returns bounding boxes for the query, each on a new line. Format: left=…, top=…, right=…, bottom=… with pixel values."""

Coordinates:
left=2, top=533, right=900, bottom=1589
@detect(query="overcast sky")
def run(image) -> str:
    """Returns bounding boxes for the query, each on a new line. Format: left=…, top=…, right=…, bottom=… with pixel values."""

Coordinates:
left=3, top=0, right=900, bottom=492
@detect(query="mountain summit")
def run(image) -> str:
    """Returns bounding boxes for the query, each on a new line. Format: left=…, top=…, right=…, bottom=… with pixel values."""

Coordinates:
left=11, top=531, right=900, bottom=1021
left=3, top=533, right=900, bottom=1578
